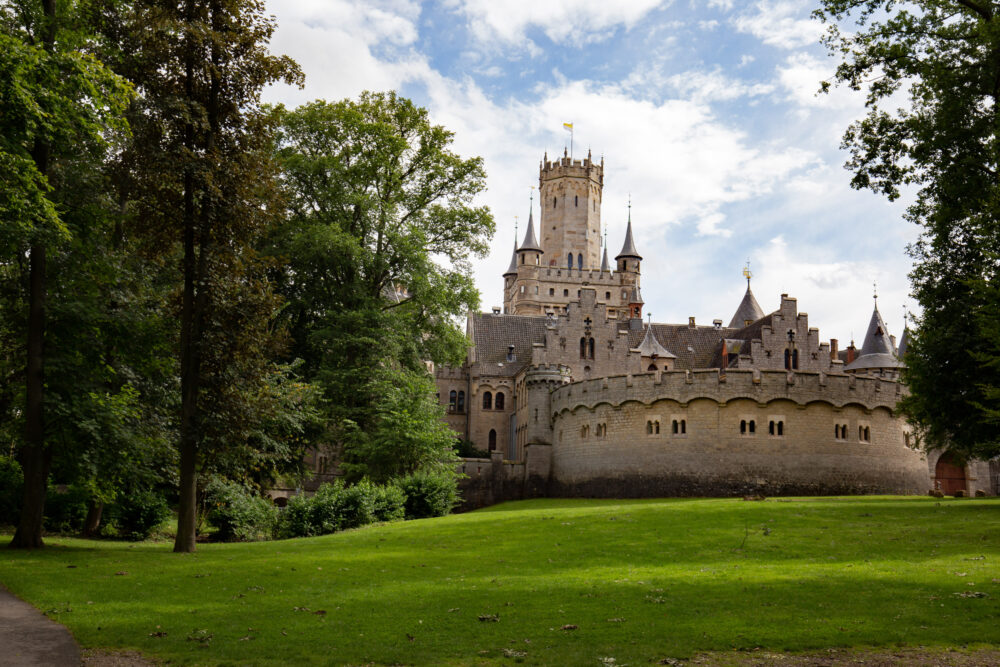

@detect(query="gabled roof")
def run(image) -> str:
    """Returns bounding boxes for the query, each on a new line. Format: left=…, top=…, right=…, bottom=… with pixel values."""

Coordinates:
left=615, top=214, right=642, bottom=260
left=845, top=305, right=903, bottom=371
left=600, top=246, right=611, bottom=272
left=728, top=285, right=765, bottom=329
left=470, top=313, right=548, bottom=377
left=634, top=324, right=676, bottom=359
left=503, top=239, right=519, bottom=276
left=516, top=208, right=542, bottom=253
left=624, top=323, right=733, bottom=369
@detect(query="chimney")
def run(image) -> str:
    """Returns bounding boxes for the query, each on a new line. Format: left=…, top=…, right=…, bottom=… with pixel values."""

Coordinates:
left=688, top=316, right=696, bottom=329
left=492, top=306, right=501, bottom=314
left=847, top=342, right=856, bottom=364
left=830, top=338, right=839, bottom=361
left=890, top=334, right=897, bottom=350
left=713, top=319, right=723, bottom=330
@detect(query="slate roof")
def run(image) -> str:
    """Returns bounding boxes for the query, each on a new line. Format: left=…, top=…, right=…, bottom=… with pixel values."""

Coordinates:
left=844, top=306, right=903, bottom=371
left=615, top=216, right=642, bottom=260
left=728, top=285, right=765, bottom=329
left=503, top=239, right=519, bottom=276
left=470, top=313, right=548, bottom=377
left=517, top=208, right=543, bottom=253
left=896, top=327, right=909, bottom=359
left=624, top=323, right=733, bottom=369
left=634, top=324, right=676, bottom=359
left=708, top=338, right=751, bottom=368
left=600, top=246, right=611, bottom=272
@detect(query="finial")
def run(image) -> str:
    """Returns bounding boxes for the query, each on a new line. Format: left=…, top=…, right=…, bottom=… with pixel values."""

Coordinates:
left=627, top=193, right=632, bottom=222
left=530, top=185, right=534, bottom=205
left=564, top=146, right=568, bottom=158
left=647, top=312, right=652, bottom=325
left=743, top=258, right=753, bottom=286
left=514, top=215, right=518, bottom=239
left=873, top=280, right=878, bottom=308
left=587, top=147, right=592, bottom=160
left=544, top=150, right=547, bottom=162
left=603, top=229, right=607, bottom=248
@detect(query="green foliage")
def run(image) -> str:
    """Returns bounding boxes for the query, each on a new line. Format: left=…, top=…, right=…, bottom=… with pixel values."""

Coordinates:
left=269, top=92, right=493, bottom=483
left=396, top=471, right=459, bottom=519
left=43, top=485, right=90, bottom=534
left=276, top=479, right=405, bottom=538
left=370, top=481, right=406, bottom=523
left=0, top=456, right=22, bottom=525
left=204, top=478, right=277, bottom=542
left=815, top=0, right=1000, bottom=459
left=110, top=489, right=170, bottom=542
left=454, top=439, right=490, bottom=459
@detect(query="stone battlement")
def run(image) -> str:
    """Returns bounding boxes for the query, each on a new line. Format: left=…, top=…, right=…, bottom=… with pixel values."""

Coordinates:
left=540, top=155, right=603, bottom=185
left=551, top=368, right=904, bottom=415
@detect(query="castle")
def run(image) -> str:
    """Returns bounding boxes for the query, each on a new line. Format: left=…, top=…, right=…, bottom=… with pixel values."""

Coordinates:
left=435, top=150, right=997, bottom=508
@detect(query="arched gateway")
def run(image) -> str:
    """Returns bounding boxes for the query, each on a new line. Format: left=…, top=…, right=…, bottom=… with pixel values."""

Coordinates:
left=935, top=452, right=966, bottom=495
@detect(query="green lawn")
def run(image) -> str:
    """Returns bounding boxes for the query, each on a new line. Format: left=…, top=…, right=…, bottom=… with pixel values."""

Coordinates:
left=1, top=496, right=999, bottom=665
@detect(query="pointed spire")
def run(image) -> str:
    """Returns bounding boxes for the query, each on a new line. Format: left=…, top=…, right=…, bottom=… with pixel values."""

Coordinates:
left=600, top=246, right=611, bottom=272
left=845, top=300, right=903, bottom=371
left=516, top=190, right=542, bottom=254
left=636, top=321, right=676, bottom=359
left=615, top=197, right=642, bottom=261
left=503, top=237, right=519, bottom=276
left=729, top=262, right=765, bottom=328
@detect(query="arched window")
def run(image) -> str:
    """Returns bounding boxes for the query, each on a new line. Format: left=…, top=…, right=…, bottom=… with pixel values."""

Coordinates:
left=549, top=288, right=555, bottom=295
left=564, top=289, right=569, bottom=296
left=495, top=392, right=505, bottom=410
left=575, top=195, right=578, bottom=207
left=449, top=390, right=456, bottom=411
left=792, top=349, right=799, bottom=369
left=784, top=349, right=791, bottom=370
left=654, top=420, right=661, bottom=434
left=648, top=364, right=658, bottom=371
left=769, top=420, right=775, bottom=436
left=647, top=421, right=653, bottom=435
left=580, top=337, right=587, bottom=359
left=863, top=426, right=870, bottom=441
left=681, top=420, right=687, bottom=434
left=568, top=253, right=574, bottom=269
left=588, top=337, right=595, bottom=359
left=605, top=292, right=611, bottom=299
left=749, top=420, right=756, bottom=434
left=578, top=253, right=583, bottom=269
left=488, top=429, right=497, bottom=451
left=553, top=196, right=557, bottom=208
left=482, top=391, right=492, bottom=410
left=778, top=421, right=784, bottom=436
left=672, top=420, right=679, bottom=434
left=457, top=391, right=465, bottom=412
left=740, top=419, right=747, bottom=434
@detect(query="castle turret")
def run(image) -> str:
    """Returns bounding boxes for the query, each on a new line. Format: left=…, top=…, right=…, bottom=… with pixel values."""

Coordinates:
left=845, top=295, right=903, bottom=374
left=515, top=203, right=543, bottom=267
left=615, top=209, right=642, bottom=274
left=729, top=267, right=765, bottom=328
left=633, top=322, right=675, bottom=371
left=539, top=150, right=603, bottom=269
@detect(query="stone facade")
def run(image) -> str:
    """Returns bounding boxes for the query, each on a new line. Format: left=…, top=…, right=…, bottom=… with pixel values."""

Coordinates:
left=436, top=154, right=998, bottom=508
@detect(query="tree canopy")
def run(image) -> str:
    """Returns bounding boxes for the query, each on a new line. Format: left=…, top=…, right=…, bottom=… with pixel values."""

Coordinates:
left=816, top=0, right=1000, bottom=460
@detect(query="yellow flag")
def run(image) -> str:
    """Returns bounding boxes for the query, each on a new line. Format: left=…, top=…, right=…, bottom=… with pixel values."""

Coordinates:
left=563, top=122, right=573, bottom=131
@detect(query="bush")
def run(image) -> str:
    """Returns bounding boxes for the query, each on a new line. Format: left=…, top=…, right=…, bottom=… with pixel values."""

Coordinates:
left=397, top=471, right=458, bottom=519
left=371, top=482, right=406, bottom=523
left=114, top=489, right=171, bottom=541
left=453, top=439, right=490, bottom=459
left=0, top=456, right=22, bottom=526
left=205, top=478, right=278, bottom=542
left=44, top=485, right=90, bottom=534
left=278, top=493, right=318, bottom=538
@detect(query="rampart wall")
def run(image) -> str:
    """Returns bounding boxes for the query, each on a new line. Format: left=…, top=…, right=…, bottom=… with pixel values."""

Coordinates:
left=547, top=369, right=930, bottom=497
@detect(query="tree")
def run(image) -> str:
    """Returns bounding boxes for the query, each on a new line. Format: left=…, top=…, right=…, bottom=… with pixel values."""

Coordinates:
left=0, top=0, right=132, bottom=548
left=815, top=0, right=1000, bottom=460
left=270, top=93, right=494, bottom=481
left=95, top=0, right=302, bottom=551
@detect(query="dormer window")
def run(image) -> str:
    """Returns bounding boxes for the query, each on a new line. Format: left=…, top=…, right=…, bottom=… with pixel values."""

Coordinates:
left=506, top=345, right=515, bottom=362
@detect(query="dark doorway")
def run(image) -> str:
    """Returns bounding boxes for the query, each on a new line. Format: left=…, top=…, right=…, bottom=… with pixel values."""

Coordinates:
left=935, top=452, right=967, bottom=495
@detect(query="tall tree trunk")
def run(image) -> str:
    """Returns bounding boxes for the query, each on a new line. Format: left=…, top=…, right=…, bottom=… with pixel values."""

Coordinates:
left=10, top=0, right=56, bottom=549
left=174, top=1, right=200, bottom=552
left=81, top=500, right=103, bottom=537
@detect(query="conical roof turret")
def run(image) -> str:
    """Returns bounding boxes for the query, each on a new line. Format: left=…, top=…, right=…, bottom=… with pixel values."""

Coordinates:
left=615, top=207, right=642, bottom=261
left=636, top=324, right=676, bottom=359
left=516, top=206, right=542, bottom=254
left=845, top=300, right=903, bottom=371
left=503, top=238, right=519, bottom=276
left=896, top=326, right=909, bottom=359
left=600, top=245, right=611, bottom=272
left=728, top=285, right=765, bottom=329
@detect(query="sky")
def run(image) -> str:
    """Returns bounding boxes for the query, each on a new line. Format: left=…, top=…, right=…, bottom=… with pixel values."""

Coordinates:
left=262, top=0, right=916, bottom=346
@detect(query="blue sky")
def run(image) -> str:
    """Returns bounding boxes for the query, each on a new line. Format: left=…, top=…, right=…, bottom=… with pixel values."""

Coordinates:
left=264, top=0, right=915, bottom=345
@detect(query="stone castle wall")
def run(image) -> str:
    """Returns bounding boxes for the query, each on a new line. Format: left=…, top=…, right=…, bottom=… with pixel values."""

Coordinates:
left=546, top=368, right=930, bottom=496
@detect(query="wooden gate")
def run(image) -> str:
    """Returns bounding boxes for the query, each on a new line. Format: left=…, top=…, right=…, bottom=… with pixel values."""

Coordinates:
left=935, top=453, right=967, bottom=495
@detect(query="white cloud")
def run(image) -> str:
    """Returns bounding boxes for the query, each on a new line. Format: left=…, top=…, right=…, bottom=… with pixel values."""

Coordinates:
left=665, top=68, right=775, bottom=103
left=442, top=0, right=668, bottom=48
left=733, top=1, right=824, bottom=49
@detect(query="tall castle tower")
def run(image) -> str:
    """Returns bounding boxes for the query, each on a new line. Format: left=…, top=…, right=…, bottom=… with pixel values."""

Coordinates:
left=502, top=152, right=642, bottom=319
left=539, top=148, right=604, bottom=270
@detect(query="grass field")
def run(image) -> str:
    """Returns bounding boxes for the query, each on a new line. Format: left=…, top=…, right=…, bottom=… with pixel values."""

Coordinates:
left=1, top=496, right=999, bottom=665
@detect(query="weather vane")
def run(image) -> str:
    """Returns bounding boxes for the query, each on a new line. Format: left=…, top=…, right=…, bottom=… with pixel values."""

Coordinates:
left=743, top=258, right=753, bottom=285
left=514, top=215, right=518, bottom=239
left=873, top=280, right=878, bottom=307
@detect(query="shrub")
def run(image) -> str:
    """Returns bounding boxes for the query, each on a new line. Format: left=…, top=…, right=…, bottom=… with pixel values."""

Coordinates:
left=371, top=482, right=406, bottom=523
left=310, top=479, right=375, bottom=532
left=278, top=493, right=318, bottom=538
left=114, top=489, right=171, bottom=541
left=205, top=478, right=278, bottom=542
left=44, top=485, right=90, bottom=534
left=397, top=471, right=459, bottom=519
left=0, top=456, right=22, bottom=526
left=453, top=439, right=490, bottom=459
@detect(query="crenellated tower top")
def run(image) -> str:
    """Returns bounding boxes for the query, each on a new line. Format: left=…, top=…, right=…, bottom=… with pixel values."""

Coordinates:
left=538, top=150, right=604, bottom=271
